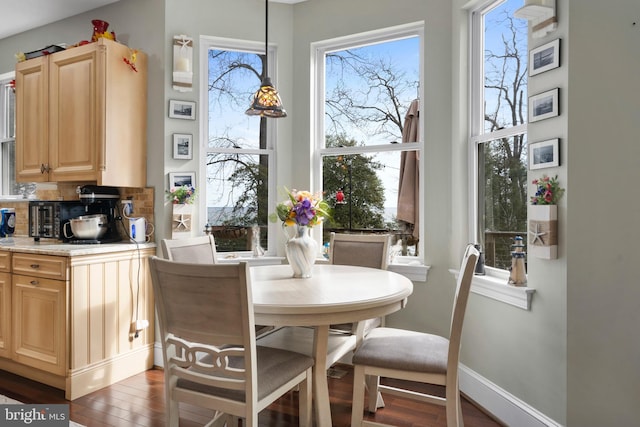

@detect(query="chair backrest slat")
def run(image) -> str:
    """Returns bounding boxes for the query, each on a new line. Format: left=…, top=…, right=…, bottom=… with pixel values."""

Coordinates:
left=161, top=235, right=218, bottom=263
left=329, top=232, right=390, bottom=270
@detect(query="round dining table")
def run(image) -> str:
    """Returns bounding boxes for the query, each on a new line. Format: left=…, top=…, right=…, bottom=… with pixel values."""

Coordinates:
left=251, top=264, right=413, bottom=427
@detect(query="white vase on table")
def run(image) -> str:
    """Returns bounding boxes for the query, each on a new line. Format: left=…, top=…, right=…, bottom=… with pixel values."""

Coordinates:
left=285, top=225, right=318, bottom=278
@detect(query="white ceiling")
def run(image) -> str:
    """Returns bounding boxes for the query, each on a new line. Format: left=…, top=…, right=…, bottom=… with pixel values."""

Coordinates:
left=0, top=0, right=307, bottom=41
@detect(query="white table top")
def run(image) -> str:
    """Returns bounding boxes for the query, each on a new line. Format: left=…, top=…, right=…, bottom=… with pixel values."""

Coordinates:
left=251, top=263, right=414, bottom=326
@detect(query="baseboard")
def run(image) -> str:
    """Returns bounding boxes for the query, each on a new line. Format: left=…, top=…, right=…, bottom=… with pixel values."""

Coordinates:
left=67, top=344, right=154, bottom=400
left=154, top=342, right=163, bottom=367
left=459, top=364, right=563, bottom=427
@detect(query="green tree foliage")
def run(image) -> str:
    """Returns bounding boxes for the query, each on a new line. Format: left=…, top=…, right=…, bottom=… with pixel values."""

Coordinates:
left=322, top=134, right=385, bottom=230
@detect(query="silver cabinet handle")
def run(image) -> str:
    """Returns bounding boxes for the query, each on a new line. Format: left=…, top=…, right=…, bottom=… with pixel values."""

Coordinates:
left=30, top=264, right=40, bottom=269
left=30, top=280, right=39, bottom=286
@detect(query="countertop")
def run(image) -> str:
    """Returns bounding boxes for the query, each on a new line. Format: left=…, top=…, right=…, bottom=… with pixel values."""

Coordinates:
left=0, top=236, right=157, bottom=256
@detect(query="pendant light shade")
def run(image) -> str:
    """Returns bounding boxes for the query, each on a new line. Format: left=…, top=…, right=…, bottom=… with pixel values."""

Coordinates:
left=246, top=0, right=287, bottom=118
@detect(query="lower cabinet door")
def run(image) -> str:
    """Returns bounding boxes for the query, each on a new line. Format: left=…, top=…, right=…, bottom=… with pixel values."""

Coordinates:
left=0, top=272, right=10, bottom=359
left=12, top=275, right=66, bottom=375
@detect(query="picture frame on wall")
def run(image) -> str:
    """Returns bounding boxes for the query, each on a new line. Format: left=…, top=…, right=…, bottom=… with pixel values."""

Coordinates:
left=529, top=138, right=560, bottom=170
left=169, top=172, right=196, bottom=189
left=169, top=99, right=196, bottom=120
left=530, top=39, right=560, bottom=76
left=529, top=88, right=559, bottom=122
left=172, top=133, right=193, bottom=159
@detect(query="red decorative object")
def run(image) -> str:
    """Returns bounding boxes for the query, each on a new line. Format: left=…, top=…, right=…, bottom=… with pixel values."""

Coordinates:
left=336, top=189, right=346, bottom=204
left=8, top=79, right=15, bottom=92
left=123, top=49, right=139, bottom=72
left=91, top=19, right=116, bottom=42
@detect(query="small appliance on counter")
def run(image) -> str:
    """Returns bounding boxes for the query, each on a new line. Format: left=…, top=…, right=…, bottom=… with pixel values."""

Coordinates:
left=128, top=217, right=147, bottom=243
left=29, top=185, right=122, bottom=244
left=0, top=208, right=16, bottom=237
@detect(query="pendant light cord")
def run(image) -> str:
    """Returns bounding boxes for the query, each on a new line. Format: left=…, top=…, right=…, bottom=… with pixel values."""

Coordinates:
left=264, top=0, right=269, bottom=78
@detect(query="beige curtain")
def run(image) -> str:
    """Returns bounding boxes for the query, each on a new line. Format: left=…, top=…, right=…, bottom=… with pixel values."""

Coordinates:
left=396, top=98, right=420, bottom=240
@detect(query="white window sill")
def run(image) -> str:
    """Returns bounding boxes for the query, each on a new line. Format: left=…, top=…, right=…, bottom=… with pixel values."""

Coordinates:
left=388, top=260, right=430, bottom=282
left=449, top=267, right=535, bottom=310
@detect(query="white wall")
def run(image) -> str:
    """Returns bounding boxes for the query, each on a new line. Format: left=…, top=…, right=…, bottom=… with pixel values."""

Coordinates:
left=565, top=0, right=640, bottom=425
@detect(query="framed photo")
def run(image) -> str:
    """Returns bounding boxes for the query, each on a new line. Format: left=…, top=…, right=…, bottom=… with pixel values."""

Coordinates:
left=529, top=138, right=560, bottom=170
left=172, top=133, right=193, bottom=159
left=529, top=88, right=559, bottom=122
left=530, top=39, right=560, bottom=76
left=169, top=172, right=196, bottom=189
left=169, top=99, right=196, bottom=120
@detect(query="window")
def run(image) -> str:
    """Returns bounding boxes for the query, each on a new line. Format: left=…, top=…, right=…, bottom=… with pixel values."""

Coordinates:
left=201, top=37, right=277, bottom=254
left=0, top=72, right=19, bottom=196
left=470, top=0, right=528, bottom=270
left=312, top=23, right=423, bottom=259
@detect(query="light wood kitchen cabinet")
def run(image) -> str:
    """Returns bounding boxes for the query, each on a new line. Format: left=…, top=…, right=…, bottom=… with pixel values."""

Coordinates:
left=12, top=272, right=67, bottom=376
left=0, top=247, right=155, bottom=400
left=12, top=253, right=67, bottom=376
left=0, top=252, right=11, bottom=359
left=15, top=38, right=148, bottom=187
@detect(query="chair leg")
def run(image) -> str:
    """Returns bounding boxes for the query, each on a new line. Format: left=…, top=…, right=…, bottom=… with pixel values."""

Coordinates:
left=298, top=368, right=313, bottom=427
left=351, top=365, right=366, bottom=426
left=365, top=374, right=382, bottom=412
left=445, top=384, right=463, bottom=427
left=167, top=396, right=179, bottom=427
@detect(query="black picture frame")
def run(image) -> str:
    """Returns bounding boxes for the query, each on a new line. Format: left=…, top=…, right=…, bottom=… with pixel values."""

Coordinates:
left=172, top=133, right=193, bottom=159
left=529, top=88, right=559, bottom=122
left=169, top=100, right=196, bottom=120
left=530, top=39, right=560, bottom=76
left=529, top=138, right=560, bottom=170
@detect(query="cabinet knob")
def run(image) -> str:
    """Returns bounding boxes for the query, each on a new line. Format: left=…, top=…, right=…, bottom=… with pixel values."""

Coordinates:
left=30, top=264, right=40, bottom=269
left=30, top=280, right=39, bottom=286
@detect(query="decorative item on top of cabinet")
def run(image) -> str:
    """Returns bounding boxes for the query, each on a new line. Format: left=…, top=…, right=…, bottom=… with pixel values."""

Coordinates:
left=15, top=38, right=148, bottom=188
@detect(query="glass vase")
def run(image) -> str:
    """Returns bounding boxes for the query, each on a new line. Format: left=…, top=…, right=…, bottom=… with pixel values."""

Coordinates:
left=285, top=225, right=318, bottom=278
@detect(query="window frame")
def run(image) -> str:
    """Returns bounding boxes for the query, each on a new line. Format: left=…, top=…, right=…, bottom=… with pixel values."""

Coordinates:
left=467, top=0, right=534, bottom=309
left=198, top=36, right=279, bottom=256
left=310, top=22, right=425, bottom=264
left=0, top=71, right=16, bottom=197
left=468, top=0, right=528, bottom=274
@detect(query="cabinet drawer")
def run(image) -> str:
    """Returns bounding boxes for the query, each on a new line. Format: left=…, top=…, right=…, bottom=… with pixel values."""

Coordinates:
left=12, top=254, right=68, bottom=281
left=0, top=251, right=10, bottom=272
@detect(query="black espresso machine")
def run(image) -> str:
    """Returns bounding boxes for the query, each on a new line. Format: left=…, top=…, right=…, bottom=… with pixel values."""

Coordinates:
left=29, top=185, right=122, bottom=243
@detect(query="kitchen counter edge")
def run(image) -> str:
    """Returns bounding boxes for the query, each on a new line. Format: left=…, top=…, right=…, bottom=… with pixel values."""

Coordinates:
left=0, top=237, right=157, bottom=256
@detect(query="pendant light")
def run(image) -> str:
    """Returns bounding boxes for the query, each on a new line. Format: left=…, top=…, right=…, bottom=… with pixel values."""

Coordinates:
left=245, top=0, right=287, bottom=118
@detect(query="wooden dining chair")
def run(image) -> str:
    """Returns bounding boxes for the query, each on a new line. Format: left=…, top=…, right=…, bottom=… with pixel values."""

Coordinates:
left=328, top=232, right=391, bottom=335
left=149, top=257, right=313, bottom=427
left=161, top=235, right=217, bottom=263
left=350, top=244, right=479, bottom=427
left=258, top=233, right=391, bottom=371
left=161, top=235, right=273, bottom=337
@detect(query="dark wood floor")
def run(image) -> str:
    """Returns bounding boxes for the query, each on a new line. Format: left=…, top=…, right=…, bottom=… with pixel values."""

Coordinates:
left=0, top=365, right=503, bottom=427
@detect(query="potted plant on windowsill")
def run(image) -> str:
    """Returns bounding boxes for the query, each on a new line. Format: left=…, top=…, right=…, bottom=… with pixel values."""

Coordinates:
left=528, top=175, right=564, bottom=259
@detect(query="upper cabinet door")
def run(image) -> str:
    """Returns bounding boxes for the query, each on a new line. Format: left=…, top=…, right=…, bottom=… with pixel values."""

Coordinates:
left=48, top=44, right=100, bottom=182
left=15, top=57, right=49, bottom=182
